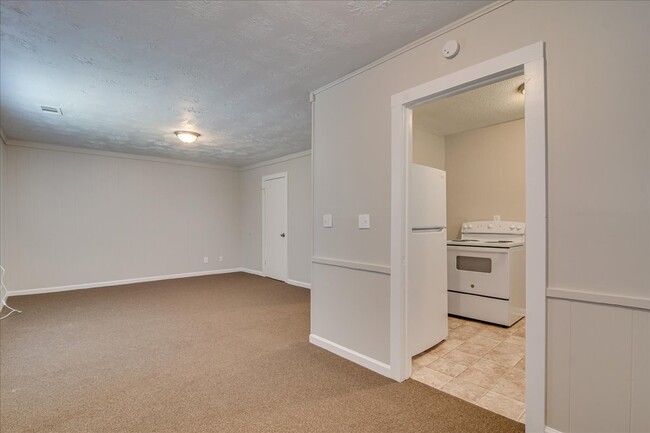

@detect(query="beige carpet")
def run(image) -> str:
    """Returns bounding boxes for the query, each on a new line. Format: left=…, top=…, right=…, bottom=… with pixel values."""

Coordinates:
left=0, top=273, right=524, bottom=433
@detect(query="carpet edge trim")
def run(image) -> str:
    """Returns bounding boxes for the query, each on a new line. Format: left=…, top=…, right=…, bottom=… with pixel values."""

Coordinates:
left=309, top=333, right=392, bottom=378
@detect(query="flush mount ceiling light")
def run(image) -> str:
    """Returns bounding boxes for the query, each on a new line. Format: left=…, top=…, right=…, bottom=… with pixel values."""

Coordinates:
left=517, top=83, right=525, bottom=95
left=174, top=130, right=200, bottom=143
left=40, top=105, right=63, bottom=115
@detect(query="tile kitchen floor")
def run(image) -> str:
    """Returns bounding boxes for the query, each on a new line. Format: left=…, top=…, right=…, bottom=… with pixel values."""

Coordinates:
left=411, top=316, right=526, bottom=423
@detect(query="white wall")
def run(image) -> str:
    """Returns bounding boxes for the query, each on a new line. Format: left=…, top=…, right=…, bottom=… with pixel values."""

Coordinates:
left=311, top=1, right=649, bottom=431
left=412, top=126, right=445, bottom=170
left=445, top=119, right=525, bottom=239
left=2, top=142, right=241, bottom=293
left=239, top=152, right=311, bottom=285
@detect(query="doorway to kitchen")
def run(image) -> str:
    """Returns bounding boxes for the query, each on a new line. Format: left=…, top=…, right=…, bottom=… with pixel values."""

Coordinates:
left=410, top=74, right=527, bottom=422
left=390, top=42, right=547, bottom=432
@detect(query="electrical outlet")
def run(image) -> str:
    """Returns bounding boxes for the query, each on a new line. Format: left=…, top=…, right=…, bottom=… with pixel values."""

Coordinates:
left=218, top=256, right=223, bottom=262
left=203, top=257, right=209, bottom=264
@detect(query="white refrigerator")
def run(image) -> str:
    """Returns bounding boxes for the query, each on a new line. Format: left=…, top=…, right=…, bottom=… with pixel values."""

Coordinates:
left=408, top=163, right=448, bottom=357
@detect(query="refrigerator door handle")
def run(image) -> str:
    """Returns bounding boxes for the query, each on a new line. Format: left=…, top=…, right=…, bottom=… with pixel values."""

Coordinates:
left=411, top=227, right=446, bottom=232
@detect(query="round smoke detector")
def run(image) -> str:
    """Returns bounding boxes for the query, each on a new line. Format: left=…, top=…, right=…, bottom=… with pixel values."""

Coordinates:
left=442, top=40, right=460, bottom=59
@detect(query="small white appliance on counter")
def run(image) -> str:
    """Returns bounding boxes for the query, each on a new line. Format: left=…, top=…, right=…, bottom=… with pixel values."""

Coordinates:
left=447, top=221, right=525, bottom=326
left=408, top=163, right=448, bottom=356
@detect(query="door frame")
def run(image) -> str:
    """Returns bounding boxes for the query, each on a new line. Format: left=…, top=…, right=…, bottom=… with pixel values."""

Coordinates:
left=262, top=172, right=288, bottom=280
left=390, top=42, right=547, bottom=432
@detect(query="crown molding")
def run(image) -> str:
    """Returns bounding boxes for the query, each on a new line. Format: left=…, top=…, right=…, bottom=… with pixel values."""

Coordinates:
left=4, top=139, right=239, bottom=171
left=239, top=149, right=311, bottom=171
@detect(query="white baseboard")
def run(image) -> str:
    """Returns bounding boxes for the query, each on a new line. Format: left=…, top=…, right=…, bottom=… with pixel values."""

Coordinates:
left=286, top=279, right=311, bottom=289
left=545, top=427, right=563, bottom=433
left=238, top=269, right=311, bottom=289
left=6, top=268, right=307, bottom=298
left=6, top=268, right=244, bottom=297
left=239, top=268, right=265, bottom=277
left=309, top=334, right=391, bottom=378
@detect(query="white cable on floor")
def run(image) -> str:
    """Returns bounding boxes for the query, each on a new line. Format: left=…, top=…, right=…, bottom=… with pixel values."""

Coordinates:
left=0, top=266, right=21, bottom=320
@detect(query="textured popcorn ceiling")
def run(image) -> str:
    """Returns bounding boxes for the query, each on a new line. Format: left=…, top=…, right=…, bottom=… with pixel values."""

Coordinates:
left=0, top=0, right=489, bottom=166
left=413, top=75, right=525, bottom=136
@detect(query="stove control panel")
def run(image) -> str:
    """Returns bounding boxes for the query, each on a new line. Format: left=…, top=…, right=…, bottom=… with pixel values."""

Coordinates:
left=461, top=221, right=525, bottom=234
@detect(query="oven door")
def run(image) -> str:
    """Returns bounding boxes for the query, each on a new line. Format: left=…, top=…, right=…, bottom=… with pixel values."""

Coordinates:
left=447, top=246, right=510, bottom=299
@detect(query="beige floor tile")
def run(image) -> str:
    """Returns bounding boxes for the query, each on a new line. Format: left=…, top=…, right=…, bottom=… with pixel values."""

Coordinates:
left=492, top=341, right=525, bottom=356
left=478, top=327, right=512, bottom=341
left=492, top=378, right=526, bottom=402
left=441, top=378, right=489, bottom=404
left=455, top=341, right=492, bottom=357
left=428, top=338, right=463, bottom=356
left=504, top=366, right=525, bottom=384
left=427, top=357, right=468, bottom=377
left=412, top=353, right=439, bottom=370
left=456, top=366, right=503, bottom=389
left=448, top=317, right=464, bottom=330
left=448, top=326, right=480, bottom=341
left=460, top=321, right=487, bottom=331
left=466, top=335, right=501, bottom=349
left=443, top=349, right=480, bottom=366
left=511, top=318, right=525, bottom=329
left=504, top=335, right=526, bottom=347
left=478, top=391, right=525, bottom=421
left=471, top=357, right=509, bottom=377
left=411, top=366, right=454, bottom=389
left=416, top=316, right=527, bottom=422
left=483, top=350, right=523, bottom=368
left=514, top=357, right=525, bottom=370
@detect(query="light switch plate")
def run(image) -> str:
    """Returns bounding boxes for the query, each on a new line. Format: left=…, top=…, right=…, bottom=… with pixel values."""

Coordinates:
left=323, top=214, right=333, bottom=228
left=358, top=214, right=370, bottom=229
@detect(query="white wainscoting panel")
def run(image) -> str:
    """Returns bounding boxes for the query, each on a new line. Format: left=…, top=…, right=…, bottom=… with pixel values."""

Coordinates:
left=311, top=263, right=391, bottom=365
left=569, top=301, right=632, bottom=433
left=546, top=298, right=649, bottom=433
left=631, top=310, right=650, bottom=433
left=546, top=298, right=571, bottom=432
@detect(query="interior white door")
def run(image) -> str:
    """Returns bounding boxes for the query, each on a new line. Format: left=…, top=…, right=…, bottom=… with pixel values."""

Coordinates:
left=263, top=174, right=288, bottom=281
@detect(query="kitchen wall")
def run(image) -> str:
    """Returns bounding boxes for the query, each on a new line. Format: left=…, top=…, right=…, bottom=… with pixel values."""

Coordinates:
left=311, top=1, right=649, bottom=432
left=239, top=151, right=311, bottom=286
left=412, top=126, right=445, bottom=170
left=2, top=141, right=241, bottom=293
left=445, top=119, right=525, bottom=239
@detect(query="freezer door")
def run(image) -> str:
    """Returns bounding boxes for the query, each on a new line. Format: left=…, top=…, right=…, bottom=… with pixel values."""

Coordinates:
left=408, top=229, right=448, bottom=356
left=409, top=164, right=446, bottom=229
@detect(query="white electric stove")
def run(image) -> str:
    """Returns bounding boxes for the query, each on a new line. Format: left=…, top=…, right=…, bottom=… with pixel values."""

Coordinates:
left=447, top=221, right=526, bottom=326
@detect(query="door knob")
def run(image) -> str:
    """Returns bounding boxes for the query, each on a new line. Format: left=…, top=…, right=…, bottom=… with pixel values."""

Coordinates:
left=280, top=233, right=286, bottom=237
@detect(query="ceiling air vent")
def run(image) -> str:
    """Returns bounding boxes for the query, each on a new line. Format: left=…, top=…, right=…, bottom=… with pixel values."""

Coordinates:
left=40, top=105, right=63, bottom=115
